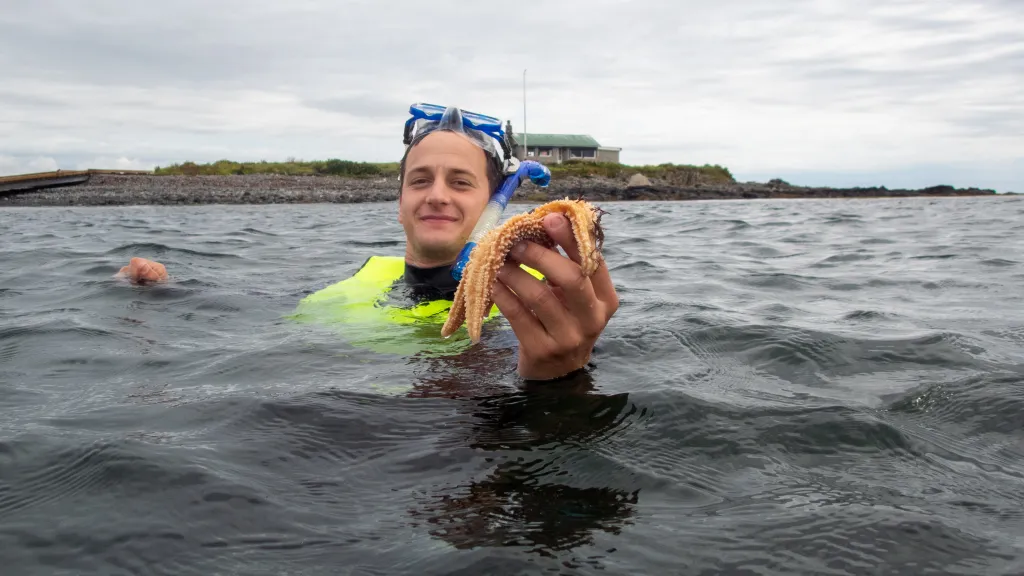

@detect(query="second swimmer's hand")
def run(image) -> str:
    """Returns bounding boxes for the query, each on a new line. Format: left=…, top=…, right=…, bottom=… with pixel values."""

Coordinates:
left=115, top=257, right=169, bottom=284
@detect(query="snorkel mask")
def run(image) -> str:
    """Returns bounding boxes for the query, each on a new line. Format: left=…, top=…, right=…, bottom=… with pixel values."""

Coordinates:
left=402, top=102, right=552, bottom=281
left=404, top=103, right=518, bottom=176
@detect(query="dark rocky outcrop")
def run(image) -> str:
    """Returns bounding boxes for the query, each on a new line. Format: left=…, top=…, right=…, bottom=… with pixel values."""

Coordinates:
left=0, top=172, right=999, bottom=207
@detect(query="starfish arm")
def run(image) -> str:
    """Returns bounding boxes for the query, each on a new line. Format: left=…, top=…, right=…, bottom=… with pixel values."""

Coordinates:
left=441, top=199, right=605, bottom=344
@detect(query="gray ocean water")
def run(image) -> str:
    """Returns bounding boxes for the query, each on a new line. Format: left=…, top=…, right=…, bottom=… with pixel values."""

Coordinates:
left=2, top=197, right=1024, bottom=575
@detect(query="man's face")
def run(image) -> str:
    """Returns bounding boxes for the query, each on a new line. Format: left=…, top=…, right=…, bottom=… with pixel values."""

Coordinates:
left=398, top=131, right=492, bottom=266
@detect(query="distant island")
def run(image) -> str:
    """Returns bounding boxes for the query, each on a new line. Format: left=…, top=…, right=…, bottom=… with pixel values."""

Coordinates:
left=0, top=158, right=1002, bottom=206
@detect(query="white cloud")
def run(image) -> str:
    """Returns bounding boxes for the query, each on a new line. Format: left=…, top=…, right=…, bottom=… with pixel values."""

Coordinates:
left=0, top=0, right=1020, bottom=190
left=0, top=155, right=59, bottom=176
left=73, top=156, right=156, bottom=171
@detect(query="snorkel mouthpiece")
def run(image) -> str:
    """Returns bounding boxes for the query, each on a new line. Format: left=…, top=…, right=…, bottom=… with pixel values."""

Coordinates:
left=451, top=160, right=551, bottom=281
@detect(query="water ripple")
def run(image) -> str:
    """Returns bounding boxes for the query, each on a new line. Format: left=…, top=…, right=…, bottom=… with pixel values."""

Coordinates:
left=2, top=197, right=1023, bottom=574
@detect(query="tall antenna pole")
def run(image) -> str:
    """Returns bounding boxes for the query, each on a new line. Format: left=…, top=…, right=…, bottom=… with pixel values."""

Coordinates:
left=523, top=68, right=528, bottom=160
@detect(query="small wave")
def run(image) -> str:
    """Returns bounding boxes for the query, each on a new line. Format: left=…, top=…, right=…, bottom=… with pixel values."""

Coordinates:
left=811, top=252, right=874, bottom=267
left=823, top=214, right=863, bottom=224
left=116, top=283, right=199, bottom=301
left=982, top=326, right=1024, bottom=343
left=745, top=245, right=788, bottom=258
left=213, top=392, right=450, bottom=468
left=104, top=242, right=244, bottom=260
left=193, top=297, right=243, bottom=313
left=677, top=225, right=708, bottom=234
left=234, top=227, right=279, bottom=236
left=301, top=222, right=336, bottom=230
left=755, top=303, right=804, bottom=316
left=910, top=254, right=957, bottom=260
left=0, top=437, right=212, bottom=518
left=681, top=324, right=982, bottom=388
left=343, top=240, right=402, bottom=248
left=468, top=388, right=641, bottom=450
left=734, top=272, right=816, bottom=291
left=759, top=405, right=918, bottom=455
left=842, top=309, right=898, bottom=321
left=84, top=264, right=123, bottom=275
left=888, top=374, right=1024, bottom=436
left=980, top=258, right=1018, bottom=267
left=617, top=236, right=653, bottom=246
left=0, top=321, right=119, bottom=343
left=825, top=276, right=913, bottom=291
left=780, top=233, right=819, bottom=244
left=0, top=342, right=16, bottom=364
left=610, top=260, right=664, bottom=273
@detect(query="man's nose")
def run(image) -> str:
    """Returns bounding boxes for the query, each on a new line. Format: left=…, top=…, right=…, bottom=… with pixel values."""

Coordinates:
left=425, top=179, right=451, bottom=203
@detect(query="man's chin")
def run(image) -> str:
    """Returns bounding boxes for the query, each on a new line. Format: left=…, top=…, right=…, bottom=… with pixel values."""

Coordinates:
left=413, top=238, right=462, bottom=265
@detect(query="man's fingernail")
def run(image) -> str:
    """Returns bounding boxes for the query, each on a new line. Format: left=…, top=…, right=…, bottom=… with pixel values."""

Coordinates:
left=511, top=242, right=526, bottom=255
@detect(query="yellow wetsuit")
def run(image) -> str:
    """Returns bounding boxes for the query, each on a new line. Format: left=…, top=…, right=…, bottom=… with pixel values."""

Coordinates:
left=289, top=255, right=541, bottom=357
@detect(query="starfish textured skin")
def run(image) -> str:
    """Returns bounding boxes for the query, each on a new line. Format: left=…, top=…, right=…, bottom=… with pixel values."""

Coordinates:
left=441, top=198, right=605, bottom=343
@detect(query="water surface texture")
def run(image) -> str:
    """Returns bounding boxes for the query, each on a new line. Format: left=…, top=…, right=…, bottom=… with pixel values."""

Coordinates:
left=2, top=197, right=1024, bottom=575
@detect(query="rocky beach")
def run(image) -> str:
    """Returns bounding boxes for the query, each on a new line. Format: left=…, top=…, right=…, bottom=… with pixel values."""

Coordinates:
left=0, top=172, right=1000, bottom=207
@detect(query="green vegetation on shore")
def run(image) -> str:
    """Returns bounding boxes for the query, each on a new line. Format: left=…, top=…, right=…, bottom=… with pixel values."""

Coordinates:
left=153, top=159, right=400, bottom=177
left=153, top=159, right=735, bottom=183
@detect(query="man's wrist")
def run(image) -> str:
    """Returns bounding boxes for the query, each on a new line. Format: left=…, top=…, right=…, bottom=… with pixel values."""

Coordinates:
left=518, top=359, right=594, bottom=384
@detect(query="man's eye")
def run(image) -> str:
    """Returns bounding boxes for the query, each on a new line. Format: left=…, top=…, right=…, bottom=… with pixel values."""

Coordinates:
left=410, top=178, right=429, bottom=186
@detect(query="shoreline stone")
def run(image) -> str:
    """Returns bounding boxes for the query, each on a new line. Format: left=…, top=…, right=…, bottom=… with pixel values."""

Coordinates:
left=0, top=173, right=1000, bottom=207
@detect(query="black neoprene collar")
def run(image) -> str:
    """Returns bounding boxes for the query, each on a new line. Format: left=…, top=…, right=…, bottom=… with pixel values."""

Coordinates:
left=402, top=261, right=460, bottom=302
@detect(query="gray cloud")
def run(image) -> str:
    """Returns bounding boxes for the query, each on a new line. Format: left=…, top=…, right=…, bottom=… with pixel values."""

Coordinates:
left=304, top=94, right=412, bottom=120
left=0, top=0, right=1021, bottom=191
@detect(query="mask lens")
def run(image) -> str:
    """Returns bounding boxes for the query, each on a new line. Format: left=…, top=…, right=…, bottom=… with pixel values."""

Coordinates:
left=404, top=103, right=517, bottom=176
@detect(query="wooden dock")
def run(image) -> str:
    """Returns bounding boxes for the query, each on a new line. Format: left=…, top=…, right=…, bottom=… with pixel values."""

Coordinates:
left=0, top=169, right=152, bottom=196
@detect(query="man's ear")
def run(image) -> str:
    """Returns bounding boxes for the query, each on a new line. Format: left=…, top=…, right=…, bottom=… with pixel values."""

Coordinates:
left=397, top=193, right=403, bottom=224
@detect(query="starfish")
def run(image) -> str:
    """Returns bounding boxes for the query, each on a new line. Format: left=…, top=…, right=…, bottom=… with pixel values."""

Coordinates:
left=441, top=197, right=606, bottom=343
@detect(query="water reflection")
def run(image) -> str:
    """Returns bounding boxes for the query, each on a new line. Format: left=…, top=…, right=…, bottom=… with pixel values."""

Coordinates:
left=410, top=464, right=638, bottom=554
left=405, top=347, right=640, bottom=556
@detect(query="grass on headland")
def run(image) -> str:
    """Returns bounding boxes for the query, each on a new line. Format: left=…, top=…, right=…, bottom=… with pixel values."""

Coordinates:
left=153, top=159, right=401, bottom=177
left=153, top=158, right=735, bottom=183
left=547, top=160, right=734, bottom=183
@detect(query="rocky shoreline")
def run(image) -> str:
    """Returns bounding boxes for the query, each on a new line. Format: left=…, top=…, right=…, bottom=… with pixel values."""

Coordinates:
left=0, top=173, right=1000, bottom=207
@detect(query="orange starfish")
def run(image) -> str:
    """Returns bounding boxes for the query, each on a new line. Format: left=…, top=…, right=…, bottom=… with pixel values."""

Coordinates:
left=441, top=198, right=605, bottom=343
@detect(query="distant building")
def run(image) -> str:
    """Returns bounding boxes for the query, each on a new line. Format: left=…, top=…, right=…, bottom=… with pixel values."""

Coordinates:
left=507, top=124, right=621, bottom=164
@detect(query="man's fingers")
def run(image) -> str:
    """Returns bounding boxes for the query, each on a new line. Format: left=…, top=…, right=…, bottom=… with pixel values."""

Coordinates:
left=542, top=213, right=617, bottom=311
left=496, top=261, right=570, bottom=335
left=588, top=258, right=618, bottom=310
left=491, top=273, right=550, bottom=346
left=542, top=213, right=582, bottom=266
left=508, top=240, right=599, bottom=325
left=551, top=286, right=567, bottom=307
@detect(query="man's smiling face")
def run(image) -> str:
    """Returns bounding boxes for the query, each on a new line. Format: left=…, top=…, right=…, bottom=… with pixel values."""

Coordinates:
left=398, top=131, right=494, bottom=267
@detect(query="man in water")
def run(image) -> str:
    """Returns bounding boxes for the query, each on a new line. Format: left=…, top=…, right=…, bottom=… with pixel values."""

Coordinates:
left=119, top=108, right=619, bottom=381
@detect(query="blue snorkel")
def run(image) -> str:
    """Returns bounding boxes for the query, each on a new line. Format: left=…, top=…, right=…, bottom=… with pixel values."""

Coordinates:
left=451, top=160, right=551, bottom=281
left=401, top=102, right=553, bottom=282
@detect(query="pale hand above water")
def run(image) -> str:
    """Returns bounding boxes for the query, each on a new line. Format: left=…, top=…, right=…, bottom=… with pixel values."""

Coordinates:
left=116, top=257, right=168, bottom=284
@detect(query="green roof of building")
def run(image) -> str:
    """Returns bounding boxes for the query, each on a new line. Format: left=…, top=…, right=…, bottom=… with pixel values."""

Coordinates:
left=512, top=133, right=601, bottom=148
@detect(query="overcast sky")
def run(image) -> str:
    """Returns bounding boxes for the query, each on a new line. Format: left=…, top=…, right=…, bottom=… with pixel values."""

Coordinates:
left=1, top=0, right=1021, bottom=191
